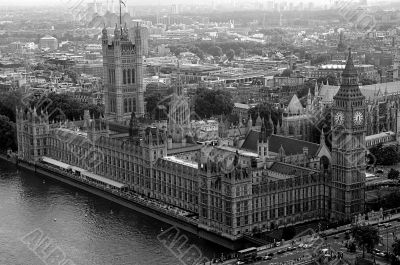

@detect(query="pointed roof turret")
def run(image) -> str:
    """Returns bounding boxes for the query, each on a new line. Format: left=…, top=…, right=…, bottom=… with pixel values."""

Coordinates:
left=114, top=23, right=121, bottom=39
left=102, top=25, right=108, bottom=36
left=247, top=115, right=253, bottom=128
left=342, top=48, right=357, bottom=78
left=320, top=128, right=326, bottom=145
left=255, top=112, right=262, bottom=127
left=333, top=48, right=365, bottom=103
left=259, top=118, right=267, bottom=142
left=314, top=82, right=319, bottom=97
left=267, top=113, right=274, bottom=136
left=287, top=94, right=303, bottom=114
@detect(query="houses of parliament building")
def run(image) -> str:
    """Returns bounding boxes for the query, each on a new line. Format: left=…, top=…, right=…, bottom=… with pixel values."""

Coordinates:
left=16, top=27, right=368, bottom=241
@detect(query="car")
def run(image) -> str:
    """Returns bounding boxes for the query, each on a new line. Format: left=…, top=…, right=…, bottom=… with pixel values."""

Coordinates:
left=378, top=223, right=385, bottom=227
left=373, top=248, right=381, bottom=254
left=384, top=223, right=391, bottom=227
left=236, top=261, right=245, bottom=265
left=334, top=235, right=340, bottom=239
left=263, top=256, right=272, bottom=260
left=275, top=242, right=281, bottom=247
left=375, top=252, right=386, bottom=258
left=299, top=243, right=304, bottom=248
left=277, top=249, right=286, bottom=254
left=376, top=169, right=384, bottom=174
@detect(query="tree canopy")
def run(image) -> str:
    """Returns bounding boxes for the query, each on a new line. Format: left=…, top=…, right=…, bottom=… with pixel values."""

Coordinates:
left=193, top=88, right=233, bottom=119
left=28, top=93, right=104, bottom=121
left=351, top=225, right=380, bottom=258
left=369, top=144, right=399, bottom=166
left=388, top=168, right=400, bottom=180
left=0, top=115, right=17, bottom=152
left=248, top=103, right=282, bottom=130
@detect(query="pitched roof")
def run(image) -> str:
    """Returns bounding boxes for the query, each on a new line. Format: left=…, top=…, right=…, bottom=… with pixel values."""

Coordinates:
left=241, top=130, right=320, bottom=157
left=269, top=162, right=318, bottom=176
left=286, top=94, right=304, bottom=114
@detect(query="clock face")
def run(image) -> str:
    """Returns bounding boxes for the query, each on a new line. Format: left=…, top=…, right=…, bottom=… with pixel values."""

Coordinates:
left=334, top=112, right=345, bottom=125
left=353, top=111, right=364, bottom=126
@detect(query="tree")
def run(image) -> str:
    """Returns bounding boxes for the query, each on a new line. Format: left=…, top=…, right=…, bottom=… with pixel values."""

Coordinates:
left=210, top=46, right=223, bottom=57
left=351, top=225, right=380, bottom=258
left=388, top=168, right=400, bottom=180
left=317, top=75, right=338, bottom=86
left=189, top=46, right=205, bottom=60
left=64, top=69, right=79, bottom=84
left=0, top=90, right=24, bottom=122
left=391, top=239, right=400, bottom=265
left=282, top=226, right=296, bottom=241
left=393, top=239, right=400, bottom=257
left=145, top=94, right=163, bottom=116
left=360, top=78, right=377, bottom=86
left=28, top=93, right=104, bottom=121
left=226, top=49, right=235, bottom=61
left=369, top=144, right=399, bottom=166
left=281, top=69, right=293, bottom=77
left=193, top=88, right=233, bottom=119
left=238, top=47, right=245, bottom=58
left=248, top=103, right=281, bottom=130
left=311, top=55, right=330, bottom=65
left=348, top=241, right=357, bottom=253
left=0, top=115, right=17, bottom=152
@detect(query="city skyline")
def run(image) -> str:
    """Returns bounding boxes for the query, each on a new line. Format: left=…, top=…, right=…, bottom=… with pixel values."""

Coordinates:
left=0, top=0, right=386, bottom=7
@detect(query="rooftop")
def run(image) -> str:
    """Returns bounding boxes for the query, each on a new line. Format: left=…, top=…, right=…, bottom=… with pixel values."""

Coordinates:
left=241, top=131, right=320, bottom=157
left=162, top=156, right=198, bottom=169
left=217, top=145, right=259, bottom=158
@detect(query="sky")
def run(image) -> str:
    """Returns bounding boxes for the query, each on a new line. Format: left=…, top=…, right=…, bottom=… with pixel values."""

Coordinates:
left=0, top=0, right=389, bottom=7
left=0, top=0, right=334, bottom=7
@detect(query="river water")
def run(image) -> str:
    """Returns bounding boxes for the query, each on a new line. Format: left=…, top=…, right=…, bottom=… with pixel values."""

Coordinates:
left=0, top=160, right=227, bottom=265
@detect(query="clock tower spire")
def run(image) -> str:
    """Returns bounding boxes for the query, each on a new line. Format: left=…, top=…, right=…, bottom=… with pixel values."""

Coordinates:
left=331, top=48, right=366, bottom=222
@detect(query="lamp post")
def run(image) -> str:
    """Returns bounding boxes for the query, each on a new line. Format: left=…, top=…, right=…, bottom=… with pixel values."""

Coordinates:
left=387, top=227, right=389, bottom=255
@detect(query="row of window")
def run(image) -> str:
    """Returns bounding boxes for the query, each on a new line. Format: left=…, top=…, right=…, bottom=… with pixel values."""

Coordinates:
left=123, top=69, right=135, bottom=84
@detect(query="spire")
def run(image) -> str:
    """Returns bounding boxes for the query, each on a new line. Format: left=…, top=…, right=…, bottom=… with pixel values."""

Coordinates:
left=256, top=112, right=262, bottom=127
left=333, top=47, right=364, bottom=103
left=247, top=115, right=253, bottom=128
left=320, top=128, right=326, bottom=145
left=314, top=82, right=319, bottom=97
left=267, top=112, right=274, bottom=136
left=342, top=47, right=357, bottom=78
left=102, top=26, right=108, bottom=37
left=307, top=86, right=312, bottom=109
left=114, top=23, right=120, bottom=39
left=260, top=118, right=267, bottom=142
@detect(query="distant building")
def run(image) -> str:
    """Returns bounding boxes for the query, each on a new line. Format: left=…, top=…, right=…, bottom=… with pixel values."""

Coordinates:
left=39, top=35, right=58, bottom=51
left=129, top=25, right=149, bottom=57
left=74, top=63, right=104, bottom=78
left=310, top=64, right=379, bottom=83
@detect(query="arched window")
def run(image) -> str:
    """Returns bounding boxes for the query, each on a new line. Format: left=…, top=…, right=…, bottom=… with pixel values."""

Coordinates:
left=131, top=68, right=135, bottom=83
left=127, top=69, right=131, bottom=84
left=123, top=69, right=127, bottom=84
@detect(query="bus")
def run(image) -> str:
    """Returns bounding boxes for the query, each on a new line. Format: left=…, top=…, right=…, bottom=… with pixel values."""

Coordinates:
left=237, top=247, right=257, bottom=262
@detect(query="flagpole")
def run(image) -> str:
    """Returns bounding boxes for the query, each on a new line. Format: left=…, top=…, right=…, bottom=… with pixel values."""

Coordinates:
left=119, top=0, right=122, bottom=26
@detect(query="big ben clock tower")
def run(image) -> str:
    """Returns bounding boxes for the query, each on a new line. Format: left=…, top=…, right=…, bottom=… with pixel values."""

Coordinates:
left=331, top=48, right=366, bottom=222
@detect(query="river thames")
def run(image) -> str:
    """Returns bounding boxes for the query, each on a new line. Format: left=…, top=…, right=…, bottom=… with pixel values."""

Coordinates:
left=0, top=160, right=228, bottom=265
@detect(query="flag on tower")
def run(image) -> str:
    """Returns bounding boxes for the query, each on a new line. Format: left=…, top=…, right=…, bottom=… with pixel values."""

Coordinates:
left=120, top=0, right=126, bottom=7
